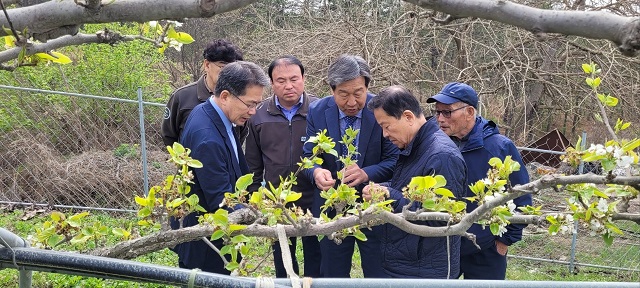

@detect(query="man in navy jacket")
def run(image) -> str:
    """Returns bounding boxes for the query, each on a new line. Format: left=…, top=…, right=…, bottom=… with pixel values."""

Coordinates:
left=427, top=82, right=532, bottom=279
left=364, top=85, right=466, bottom=278
left=302, top=54, right=399, bottom=277
left=171, top=61, right=270, bottom=274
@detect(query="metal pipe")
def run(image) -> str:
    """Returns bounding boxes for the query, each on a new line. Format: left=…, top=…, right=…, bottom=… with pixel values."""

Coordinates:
left=0, top=247, right=259, bottom=288
left=0, top=228, right=32, bottom=288
left=570, top=131, right=587, bottom=274
left=516, top=146, right=566, bottom=155
left=0, top=84, right=165, bottom=107
left=137, top=87, right=150, bottom=195
left=509, top=255, right=640, bottom=273
left=1, top=247, right=638, bottom=288
left=0, top=201, right=136, bottom=213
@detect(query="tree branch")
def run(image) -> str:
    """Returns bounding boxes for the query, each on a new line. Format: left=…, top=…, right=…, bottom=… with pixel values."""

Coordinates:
left=0, top=0, right=259, bottom=38
left=0, top=31, right=158, bottom=64
left=404, top=0, right=640, bottom=56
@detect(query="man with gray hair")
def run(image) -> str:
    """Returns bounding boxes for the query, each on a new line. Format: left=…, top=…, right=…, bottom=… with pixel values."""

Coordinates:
left=302, top=54, right=399, bottom=277
left=171, top=61, right=269, bottom=274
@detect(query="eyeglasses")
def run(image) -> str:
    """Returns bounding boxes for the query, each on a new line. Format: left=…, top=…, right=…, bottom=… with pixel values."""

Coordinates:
left=432, top=105, right=469, bottom=118
left=232, top=93, right=260, bottom=110
left=212, top=61, right=227, bottom=69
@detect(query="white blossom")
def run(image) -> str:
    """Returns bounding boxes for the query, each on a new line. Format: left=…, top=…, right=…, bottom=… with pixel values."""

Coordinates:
left=596, top=198, right=608, bottom=212
left=618, top=156, right=634, bottom=168
left=497, top=225, right=508, bottom=237
left=507, top=200, right=516, bottom=212
left=148, top=21, right=158, bottom=28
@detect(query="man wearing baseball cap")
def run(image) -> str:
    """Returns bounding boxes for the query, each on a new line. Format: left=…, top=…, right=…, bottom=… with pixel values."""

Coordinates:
left=427, top=82, right=532, bottom=280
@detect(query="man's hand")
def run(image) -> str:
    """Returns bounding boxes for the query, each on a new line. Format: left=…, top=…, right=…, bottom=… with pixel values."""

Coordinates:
left=362, top=183, right=389, bottom=201
left=313, top=168, right=336, bottom=191
left=495, top=240, right=508, bottom=256
left=341, top=164, right=369, bottom=187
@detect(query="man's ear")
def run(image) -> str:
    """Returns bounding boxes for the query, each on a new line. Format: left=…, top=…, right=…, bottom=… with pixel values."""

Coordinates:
left=219, top=90, right=230, bottom=102
left=403, top=110, right=415, bottom=121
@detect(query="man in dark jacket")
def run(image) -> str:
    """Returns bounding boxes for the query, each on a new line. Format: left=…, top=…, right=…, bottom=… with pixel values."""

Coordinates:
left=427, top=82, right=532, bottom=279
left=161, top=39, right=246, bottom=147
left=171, top=61, right=269, bottom=274
left=364, top=85, right=466, bottom=278
left=302, top=54, right=399, bottom=278
left=244, top=56, right=320, bottom=277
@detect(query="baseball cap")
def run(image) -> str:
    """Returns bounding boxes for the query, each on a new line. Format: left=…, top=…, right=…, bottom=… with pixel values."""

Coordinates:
left=426, top=82, right=478, bottom=108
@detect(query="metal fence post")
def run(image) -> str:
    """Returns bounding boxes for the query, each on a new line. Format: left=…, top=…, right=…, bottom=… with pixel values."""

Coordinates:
left=569, top=131, right=587, bottom=274
left=137, top=87, right=149, bottom=196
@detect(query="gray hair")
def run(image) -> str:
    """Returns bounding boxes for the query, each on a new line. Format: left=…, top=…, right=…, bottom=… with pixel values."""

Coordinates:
left=214, top=61, right=270, bottom=97
left=327, top=54, right=371, bottom=90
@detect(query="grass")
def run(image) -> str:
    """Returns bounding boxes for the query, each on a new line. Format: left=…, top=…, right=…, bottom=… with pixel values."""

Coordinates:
left=1, top=208, right=639, bottom=287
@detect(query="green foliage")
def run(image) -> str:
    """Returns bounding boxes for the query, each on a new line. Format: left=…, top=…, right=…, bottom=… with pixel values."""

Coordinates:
left=113, top=143, right=139, bottom=159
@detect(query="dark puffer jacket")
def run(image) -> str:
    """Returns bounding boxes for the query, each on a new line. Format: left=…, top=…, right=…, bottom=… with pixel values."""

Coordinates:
left=454, top=117, right=531, bottom=255
left=381, top=118, right=467, bottom=278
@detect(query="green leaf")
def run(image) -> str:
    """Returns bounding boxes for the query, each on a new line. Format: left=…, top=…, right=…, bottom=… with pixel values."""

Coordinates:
left=622, top=139, right=640, bottom=152
left=548, top=224, right=560, bottom=235
left=231, top=235, right=250, bottom=243
left=285, top=192, right=302, bottom=203
left=47, top=234, right=64, bottom=247
left=70, top=234, right=91, bottom=245
left=235, top=173, right=254, bottom=192
left=219, top=245, right=232, bottom=255
left=591, top=77, right=601, bottom=88
left=488, top=157, right=502, bottom=168
left=605, top=223, right=624, bottom=235
left=489, top=223, right=500, bottom=235
left=225, top=262, right=239, bottom=271
left=211, top=229, right=225, bottom=241
left=602, top=233, right=613, bottom=246
left=137, top=207, right=151, bottom=218
left=67, top=212, right=90, bottom=228
left=597, top=93, right=606, bottom=104
left=605, top=95, right=618, bottom=107
left=50, top=211, right=65, bottom=222
left=581, top=63, right=592, bottom=74
left=352, top=229, right=367, bottom=241
left=228, top=224, right=246, bottom=232
left=112, top=227, right=131, bottom=238
left=434, top=187, right=455, bottom=198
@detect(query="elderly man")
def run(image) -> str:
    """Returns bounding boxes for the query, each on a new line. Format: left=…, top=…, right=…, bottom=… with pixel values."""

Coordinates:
left=302, top=54, right=399, bottom=278
left=162, top=39, right=246, bottom=146
left=171, top=61, right=269, bottom=274
left=244, top=55, right=320, bottom=277
left=364, top=85, right=466, bottom=278
left=427, top=82, right=532, bottom=280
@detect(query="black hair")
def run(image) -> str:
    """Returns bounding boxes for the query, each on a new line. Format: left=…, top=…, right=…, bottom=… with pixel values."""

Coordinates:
left=202, top=39, right=244, bottom=63
left=267, top=55, right=305, bottom=81
left=214, top=61, right=270, bottom=97
left=367, top=85, right=423, bottom=119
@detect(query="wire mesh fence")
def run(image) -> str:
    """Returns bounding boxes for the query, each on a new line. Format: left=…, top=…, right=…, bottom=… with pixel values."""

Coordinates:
left=0, top=84, right=637, bottom=280
left=0, top=85, right=173, bottom=211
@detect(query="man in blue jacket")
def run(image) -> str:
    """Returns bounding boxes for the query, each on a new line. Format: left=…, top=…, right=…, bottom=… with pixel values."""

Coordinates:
left=427, top=82, right=532, bottom=279
left=364, top=85, right=466, bottom=278
left=171, top=61, right=270, bottom=274
left=302, top=54, right=399, bottom=278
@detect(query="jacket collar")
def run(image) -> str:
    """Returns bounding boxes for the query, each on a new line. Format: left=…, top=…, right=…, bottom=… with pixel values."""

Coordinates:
left=267, top=92, right=314, bottom=117
left=196, top=75, right=212, bottom=102
left=400, top=117, right=440, bottom=156
left=456, top=117, right=500, bottom=152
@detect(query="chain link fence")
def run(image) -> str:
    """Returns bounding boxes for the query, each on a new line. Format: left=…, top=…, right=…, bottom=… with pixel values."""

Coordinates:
left=0, top=84, right=637, bottom=280
left=0, top=85, right=172, bottom=211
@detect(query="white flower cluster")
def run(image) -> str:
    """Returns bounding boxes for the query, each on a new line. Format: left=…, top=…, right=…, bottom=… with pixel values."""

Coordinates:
left=550, top=213, right=575, bottom=236
left=587, top=144, right=634, bottom=168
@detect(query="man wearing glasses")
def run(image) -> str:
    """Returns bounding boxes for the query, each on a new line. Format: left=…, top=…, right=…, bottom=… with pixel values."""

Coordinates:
left=162, top=39, right=245, bottom=147
left=427, top=82, right=532, bottom=280
left=171, top=61, right=269, bottom=274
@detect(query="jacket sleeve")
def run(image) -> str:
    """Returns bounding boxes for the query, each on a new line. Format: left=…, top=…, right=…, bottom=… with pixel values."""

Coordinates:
left=244, top=119, right=264, bottom=193
left=498, top=141, right=532, bottom=246
left=362, top=136, right=399, bottom=183
left=190, top=139, right=235, bottom=212
left=161, top=92, right=182, bottom=147
left=302, top=108, right=320, bottom=186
